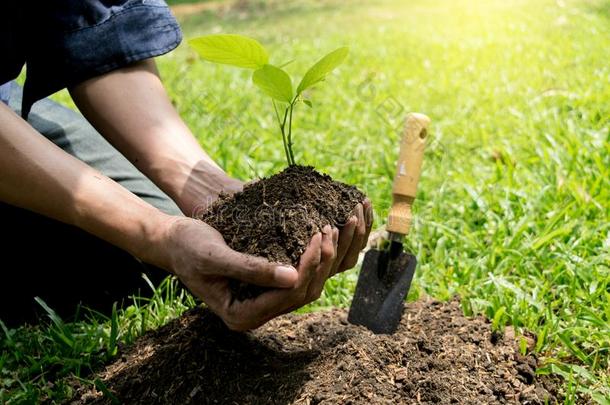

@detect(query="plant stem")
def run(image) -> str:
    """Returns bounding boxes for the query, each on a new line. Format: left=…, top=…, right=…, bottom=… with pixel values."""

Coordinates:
left=273, top=100, right=291, bottom=166
left=271, top=99, right=290, bottom=165
left=287, top=100, right=296, bottom=165
left=273, top=99, right=298, bottom=166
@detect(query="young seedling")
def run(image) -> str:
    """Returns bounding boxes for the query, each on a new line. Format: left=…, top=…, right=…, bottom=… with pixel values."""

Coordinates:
left=189, top=34, right=348, bottom=166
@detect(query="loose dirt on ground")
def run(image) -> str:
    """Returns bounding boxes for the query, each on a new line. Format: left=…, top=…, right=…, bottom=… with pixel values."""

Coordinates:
left=71, top=299, right=562, bottom=404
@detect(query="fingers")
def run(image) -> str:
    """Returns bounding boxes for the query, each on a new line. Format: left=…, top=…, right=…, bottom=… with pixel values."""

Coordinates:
left=340, top=203, right=367, bottom=272
left=332, top=215, right=356, bottom=276
left=340, top=203, right=367, bottom=271
left=222, top=287, right=295, bottom=331
left=295, top=231, right=323, bottom=288
left=212, top=246, right=299, bottom=289
left=362, top=198, right=374, bottom=249
left=168, top=219, right=298, bottom=289
left=336, top=204, right=367, bottom=273
left=214, top=198, right=372, bottom=331
left=222, top=233, right=324, bottom=331
left=304, top=225, right=338, bottom=303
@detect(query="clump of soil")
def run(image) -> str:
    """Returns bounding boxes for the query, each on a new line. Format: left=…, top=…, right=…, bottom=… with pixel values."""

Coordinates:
left=70, top=299, right=562, bottom=404
left=202, top=165, right=365, bottom=299
left=203, top=165, right=364, bottom=265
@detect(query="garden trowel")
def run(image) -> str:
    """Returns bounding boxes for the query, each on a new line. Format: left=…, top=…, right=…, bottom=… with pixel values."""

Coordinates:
left=348, top=113, right=430, bottom=334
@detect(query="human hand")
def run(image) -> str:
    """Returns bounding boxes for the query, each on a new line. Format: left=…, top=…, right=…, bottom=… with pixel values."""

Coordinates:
left=160, top=217, right=338, bottom=331
left=330, top=198, right=373, bottom=276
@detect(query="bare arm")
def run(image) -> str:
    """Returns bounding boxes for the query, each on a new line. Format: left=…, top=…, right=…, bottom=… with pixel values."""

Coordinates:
left=0, top=101, right=169, bottom=263
left=69, top=58, right=372, bottom=272
left=0, top=102, right=336, bottom=331
left=69, top=59, right=240, bottom=216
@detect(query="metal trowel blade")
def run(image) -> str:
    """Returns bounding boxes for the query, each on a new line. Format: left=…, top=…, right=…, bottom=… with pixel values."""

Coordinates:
left=347, top=249, right=417, bottom=334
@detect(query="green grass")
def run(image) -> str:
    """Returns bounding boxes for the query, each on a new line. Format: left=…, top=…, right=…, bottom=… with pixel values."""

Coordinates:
left=2, top=0, right=610, bottom=403
left=0, top=278, right=195, bottom=403
left=165, top=0, right=215, bottom=5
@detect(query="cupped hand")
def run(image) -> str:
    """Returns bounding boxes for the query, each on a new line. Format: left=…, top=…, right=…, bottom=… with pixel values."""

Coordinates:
left=161, top=217, right=339, bottom=331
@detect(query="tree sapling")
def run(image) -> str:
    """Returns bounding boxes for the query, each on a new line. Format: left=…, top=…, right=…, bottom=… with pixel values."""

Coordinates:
left=189, top=34, right=348, bottom=166
left=188, top=34, right=365, bottom=300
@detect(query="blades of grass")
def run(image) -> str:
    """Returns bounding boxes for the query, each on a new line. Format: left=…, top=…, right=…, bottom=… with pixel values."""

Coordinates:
left=491, top=306, right=506, bottom=331
left=535, top=325, right=548, bottom=353
left=0, top=319, right=14, bottom=346
left=34, top=297, right=74, bottom=349
left=107, top=303, right=119, bottom=358
left=530, top=222, right=577, bottom=251
left=557, top=332, right=592, bottom=366
left=94, top=378, right=120, bottom=405
left=34, top=297, right=64, bottom=329
left=589, top=391, right=610, bottom=405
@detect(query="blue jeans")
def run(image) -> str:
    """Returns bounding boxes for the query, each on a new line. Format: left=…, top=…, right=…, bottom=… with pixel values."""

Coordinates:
left=1, top=83, right=182, bottom=326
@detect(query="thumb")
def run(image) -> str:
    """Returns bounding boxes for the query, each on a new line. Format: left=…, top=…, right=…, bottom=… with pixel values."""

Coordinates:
left=220, top=248, right=298, bottom=288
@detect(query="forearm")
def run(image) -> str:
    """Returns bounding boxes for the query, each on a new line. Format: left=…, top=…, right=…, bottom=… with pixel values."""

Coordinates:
left=69, top=59, right=240, bottom=216
left=0, top=103, right=172, bottom=268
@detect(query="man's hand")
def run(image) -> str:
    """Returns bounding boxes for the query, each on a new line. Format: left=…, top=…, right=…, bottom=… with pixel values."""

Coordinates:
left=332, top=199, right=374, bottom=276
left=160, top=217, right=339, bottom=331
left=204, top=177, right=374, bottom=276
left=157, top=193, right=372, bottom=331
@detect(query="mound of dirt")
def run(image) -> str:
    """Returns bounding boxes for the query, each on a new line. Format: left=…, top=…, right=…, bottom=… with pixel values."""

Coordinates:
left=201, top=165, right=365, bottom=300
left=70, top=299, right=562, bottom=404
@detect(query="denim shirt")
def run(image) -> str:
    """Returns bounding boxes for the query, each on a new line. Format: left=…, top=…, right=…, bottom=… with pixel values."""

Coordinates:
left=0, top=0, right=182, bottom=117
left=0, top=82, right=10, bottom=105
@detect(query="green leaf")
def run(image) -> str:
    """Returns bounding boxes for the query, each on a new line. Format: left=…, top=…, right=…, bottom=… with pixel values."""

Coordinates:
left=252, top=64, right=294, bottom=103
left=189, top=34, right=269, bottom=69
left=297, top=47, right=349, bottom=94
left=303, top=99, right=313, bottom=108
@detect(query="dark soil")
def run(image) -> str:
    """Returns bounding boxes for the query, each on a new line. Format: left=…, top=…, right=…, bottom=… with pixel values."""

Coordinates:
left=201, top=165, right=365, bottom=299
left=70, top=299, right=562, bottom=404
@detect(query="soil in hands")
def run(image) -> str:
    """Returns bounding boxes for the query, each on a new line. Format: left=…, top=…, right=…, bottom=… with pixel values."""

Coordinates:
left=201, top=165, right=365, bottom=300
left=71, top=299, right=562, bottom=404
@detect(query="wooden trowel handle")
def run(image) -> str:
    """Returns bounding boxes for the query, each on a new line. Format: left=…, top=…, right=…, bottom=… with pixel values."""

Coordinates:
left=386, top=113, right=430, bottom=236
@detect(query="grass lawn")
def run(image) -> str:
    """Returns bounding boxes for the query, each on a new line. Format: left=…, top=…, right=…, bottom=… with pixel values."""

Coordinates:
left=2, top=0, right=609, bottom=403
